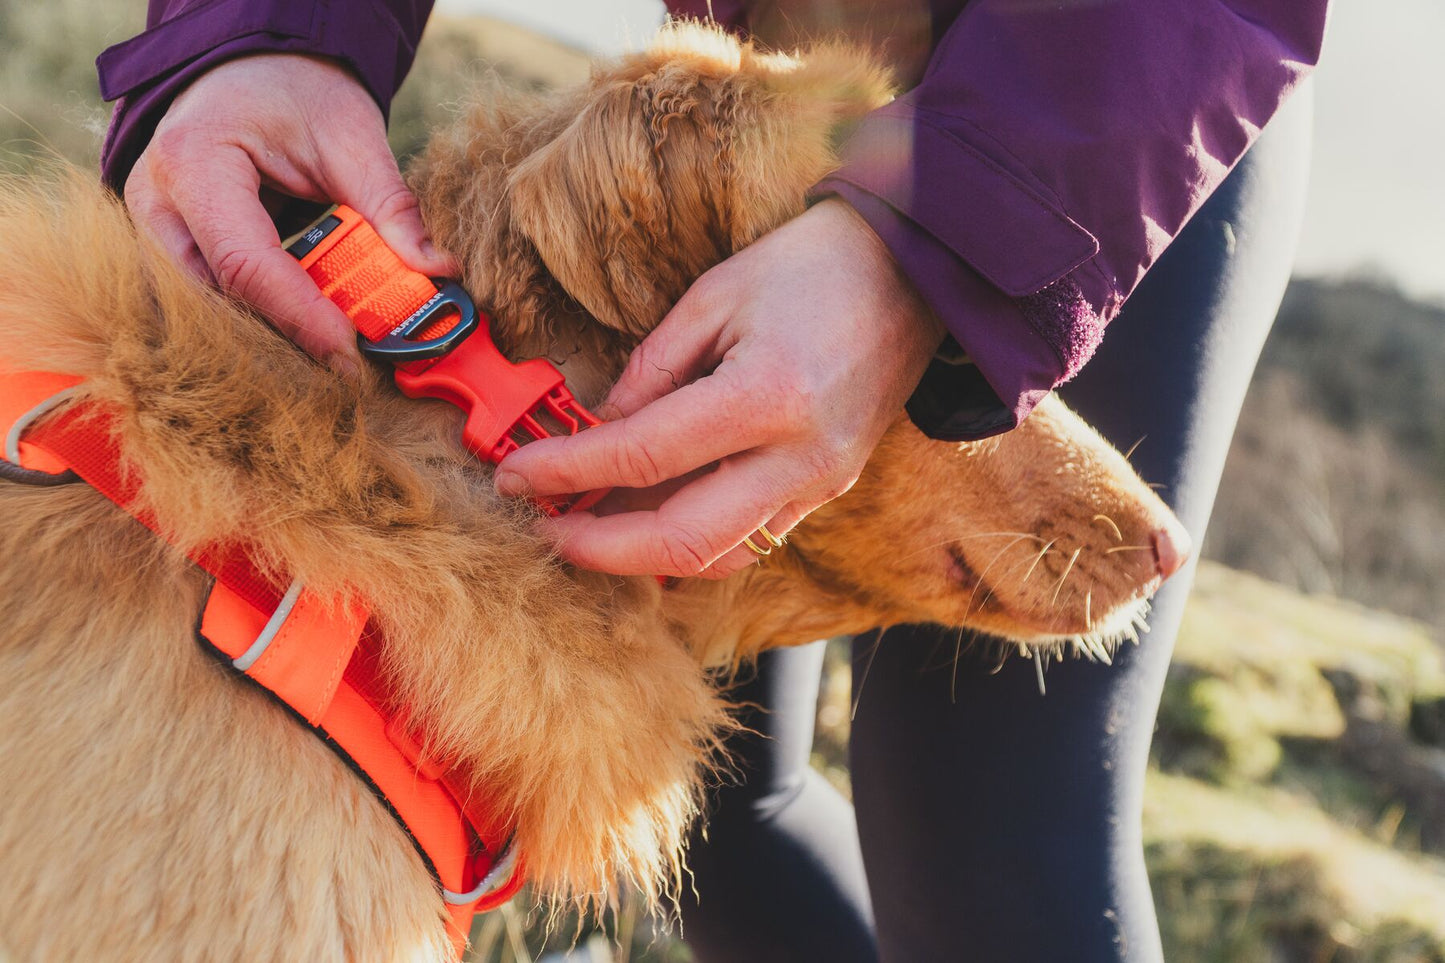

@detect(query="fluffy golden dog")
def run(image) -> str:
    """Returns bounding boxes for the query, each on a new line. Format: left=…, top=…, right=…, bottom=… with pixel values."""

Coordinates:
left=0, top=23, right=1184, bottom=961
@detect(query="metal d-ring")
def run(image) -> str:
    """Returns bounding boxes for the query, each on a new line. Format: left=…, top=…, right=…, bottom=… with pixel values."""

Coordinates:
left=0, top=387, right=81, bottom=486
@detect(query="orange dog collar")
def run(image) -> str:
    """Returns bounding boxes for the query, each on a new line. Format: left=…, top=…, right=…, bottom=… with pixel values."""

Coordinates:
left=287, top=205, right=606, bottom=513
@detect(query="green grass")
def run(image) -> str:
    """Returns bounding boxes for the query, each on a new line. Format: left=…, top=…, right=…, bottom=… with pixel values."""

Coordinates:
left=1146, top=564, right=1445, bottom=962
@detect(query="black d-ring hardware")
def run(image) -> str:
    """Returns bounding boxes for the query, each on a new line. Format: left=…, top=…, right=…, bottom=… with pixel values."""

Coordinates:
left=357, top=281, right=480, bottom=363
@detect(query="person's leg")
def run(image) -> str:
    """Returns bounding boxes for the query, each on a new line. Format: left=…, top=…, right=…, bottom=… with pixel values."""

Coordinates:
left=849, top=86, right=1315, bottom=962
left=678, top=641, right=878, bottom=963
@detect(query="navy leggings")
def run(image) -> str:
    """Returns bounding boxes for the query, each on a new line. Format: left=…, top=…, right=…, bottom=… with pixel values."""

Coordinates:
left=679, top=87, right=1314, bottom=962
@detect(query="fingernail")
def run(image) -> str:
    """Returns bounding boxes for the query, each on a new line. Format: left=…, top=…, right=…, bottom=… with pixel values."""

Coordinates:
left=494, top=469, right=530, bottom=497
left=327, top=351, right=363, bottom=381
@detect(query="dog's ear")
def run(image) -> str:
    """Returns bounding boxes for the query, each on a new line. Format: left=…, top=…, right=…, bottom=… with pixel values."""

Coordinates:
left=721, top=44, right=895, bottom=247
left=506, top=77, right=733, bottom=339
left=758, top=42, right=895, bottom=138
left=504, top=29, right=896, bottom=339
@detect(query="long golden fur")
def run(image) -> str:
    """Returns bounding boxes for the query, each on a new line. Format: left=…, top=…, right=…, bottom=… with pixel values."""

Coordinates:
left=0, top=23, right=1184, bottom=961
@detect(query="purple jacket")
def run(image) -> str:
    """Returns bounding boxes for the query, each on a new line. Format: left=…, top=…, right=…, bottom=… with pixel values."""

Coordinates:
left=97, top=0, right=1328, bottom=439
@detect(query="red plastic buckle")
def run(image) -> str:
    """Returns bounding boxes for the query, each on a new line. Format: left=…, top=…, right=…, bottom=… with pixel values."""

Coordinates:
left=392, top=320, right=607, bottom=514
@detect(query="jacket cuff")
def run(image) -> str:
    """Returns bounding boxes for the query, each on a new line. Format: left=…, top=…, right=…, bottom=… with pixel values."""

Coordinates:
left=819, top=184, right=1058, bottom=440
left=816, top=170, right=1106, bottom=440
left=821, top=100, right=1101, bottom=297
left=96, top=0, right=419, bottom=190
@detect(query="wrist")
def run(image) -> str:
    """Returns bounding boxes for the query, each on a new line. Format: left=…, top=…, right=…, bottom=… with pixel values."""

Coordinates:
left=812, top=196, right=947, bottom=357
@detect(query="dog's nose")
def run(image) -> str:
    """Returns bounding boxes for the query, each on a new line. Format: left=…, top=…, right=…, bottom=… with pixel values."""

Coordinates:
left=1150, top=521, right=1191, bottom=581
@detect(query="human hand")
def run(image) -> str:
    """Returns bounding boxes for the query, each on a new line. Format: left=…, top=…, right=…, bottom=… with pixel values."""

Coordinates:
left=494, top=198, right=946, bottom=578
left=124, top=53, right=456, bottom=366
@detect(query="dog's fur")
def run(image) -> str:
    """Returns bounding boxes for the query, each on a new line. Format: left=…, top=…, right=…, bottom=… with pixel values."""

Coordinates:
left=0, top=24, right=1183, bottom=961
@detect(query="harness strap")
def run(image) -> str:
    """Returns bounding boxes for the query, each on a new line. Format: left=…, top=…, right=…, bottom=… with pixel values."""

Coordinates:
left=0, top=371, right=523, bottom=953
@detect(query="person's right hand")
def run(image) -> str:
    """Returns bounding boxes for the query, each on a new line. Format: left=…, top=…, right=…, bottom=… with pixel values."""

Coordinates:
left=124, top=52, right=456, bottom=367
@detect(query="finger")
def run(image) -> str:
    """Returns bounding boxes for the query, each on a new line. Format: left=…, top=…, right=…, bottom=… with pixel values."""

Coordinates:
left=126, top=161, right=213, bottom=281
left=130, top=194, right=212, bottom=281
left=541, top=450, right=814, bottom=577
left=166, top=146, right=359, bottom=363
left=325, top=141, right=459, bottom=277
left=697, top=504, right=808, bottom=580
left=603, top=281, right=728, bottom=417
left=495, top=361, right=786, bottom=497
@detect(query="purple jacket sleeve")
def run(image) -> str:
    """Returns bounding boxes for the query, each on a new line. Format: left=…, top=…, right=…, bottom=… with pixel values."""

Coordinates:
left=807, top=0, right=1328, bottom=439
left=96, top=0, right=434, bottom=191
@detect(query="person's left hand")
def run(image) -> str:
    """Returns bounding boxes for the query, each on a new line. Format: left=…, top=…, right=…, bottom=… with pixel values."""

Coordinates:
left=494, top=198, right=946, bottom=579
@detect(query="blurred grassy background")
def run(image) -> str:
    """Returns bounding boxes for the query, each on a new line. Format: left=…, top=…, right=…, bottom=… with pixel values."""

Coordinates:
left=4, top=2, right=1445, bottom=960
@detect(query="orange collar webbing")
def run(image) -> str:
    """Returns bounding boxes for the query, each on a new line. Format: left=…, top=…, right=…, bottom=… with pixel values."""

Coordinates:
left=287, top=205, right=605, bottom=513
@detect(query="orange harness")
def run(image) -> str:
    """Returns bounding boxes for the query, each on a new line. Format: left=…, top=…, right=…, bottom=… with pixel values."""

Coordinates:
left=0, top=207, right=608, bottom=954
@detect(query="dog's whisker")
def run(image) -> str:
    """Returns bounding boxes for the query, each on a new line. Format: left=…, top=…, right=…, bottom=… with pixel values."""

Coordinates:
left=1123, top=435, right=1147, bottom=462
left=1050, top=548, right=1082, bottom=608
left=950, top=627, right=965, bottom=704
left=851, top=628, right=886, bottom=722
left=895, top=531, right=1045, bottom=564
left=964, top=534, right=1035, bottom=615
left=1018, top=539, right=1057, bottom=586
left=500, top=901, right=534, bottom=962
left=1104, top=545, right=1152, bottom=554
left=1090, top=514, right=1123, bottom=543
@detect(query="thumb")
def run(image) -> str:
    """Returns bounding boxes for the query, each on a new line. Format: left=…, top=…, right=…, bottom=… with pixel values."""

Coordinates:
left=328, top=142, right=459, bottom=278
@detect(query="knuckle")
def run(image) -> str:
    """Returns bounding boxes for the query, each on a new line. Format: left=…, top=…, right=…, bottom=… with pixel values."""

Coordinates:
left=814, top=461, right=861, bottom=504
left=210, top=244, right=267, bottom=295
left=608, top=428, right=666, bottom=488
left=797, top=438, right=846, bottom=486
left=760, top=378, right=820, bottom=436
left=656, top=523, right=717, bottom=577
left=682, top=269, right=720, bottom=308
left=369, top=183, right=419, bottom=223
left=623, top=337, right=674, bottom=389
left=675, top=267, right=727, bottom=320
left=146, top=126, right=191, bottom=167
left=123, top=173, right=159, bottom=217
left=146, top=126, right=210, bottom=184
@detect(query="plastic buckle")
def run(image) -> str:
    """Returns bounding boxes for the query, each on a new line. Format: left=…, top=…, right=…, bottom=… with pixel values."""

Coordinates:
left=391, top=321, right=608, bottom=515
left=357, top=281, right=481, bottom=363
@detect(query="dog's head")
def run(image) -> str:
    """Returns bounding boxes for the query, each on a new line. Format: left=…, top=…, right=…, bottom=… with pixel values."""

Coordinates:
left=412, top=22, right=1187, bottom=662
left=412, top=22, right=893, bottom=390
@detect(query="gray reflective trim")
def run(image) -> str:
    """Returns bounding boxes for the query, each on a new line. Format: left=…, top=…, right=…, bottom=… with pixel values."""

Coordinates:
left=232, top=579, right=304, bottom=671
left=5, top=387, right=80, bottom=465
left=443, top=838, right=519, bottom=906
